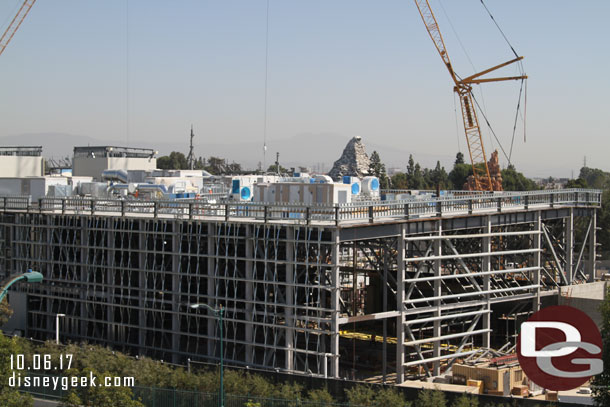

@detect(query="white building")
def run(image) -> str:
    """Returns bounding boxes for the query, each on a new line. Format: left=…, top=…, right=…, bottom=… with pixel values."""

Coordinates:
left=72, top=146, right=157, bottom=180
left=0, top=146, right=44, bottom=177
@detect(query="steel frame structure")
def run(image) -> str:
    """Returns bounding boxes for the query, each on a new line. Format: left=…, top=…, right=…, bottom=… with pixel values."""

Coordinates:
left=0, top=190, right=599, bottom=382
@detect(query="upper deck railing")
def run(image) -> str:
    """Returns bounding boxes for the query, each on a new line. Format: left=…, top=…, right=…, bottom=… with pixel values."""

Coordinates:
left=0, top=189, right=601, bottom=226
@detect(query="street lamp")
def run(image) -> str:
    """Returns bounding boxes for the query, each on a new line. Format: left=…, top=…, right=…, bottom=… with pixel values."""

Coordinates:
left=190, top=303, right=224, bottom=407
left=55, top=313, right=65, bottom=344
left=0, top=269, right=43, bottom=303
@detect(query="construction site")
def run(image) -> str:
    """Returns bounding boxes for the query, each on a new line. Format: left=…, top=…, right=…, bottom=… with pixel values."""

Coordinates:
left=0, top=0, right=606, bottom=404
left=0, top=186, right=601, bottom=386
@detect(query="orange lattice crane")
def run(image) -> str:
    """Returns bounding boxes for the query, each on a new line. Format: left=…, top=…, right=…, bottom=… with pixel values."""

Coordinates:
left=0, top=0, right=37, bottom=58
left=413, top=0, right=526, bottom=191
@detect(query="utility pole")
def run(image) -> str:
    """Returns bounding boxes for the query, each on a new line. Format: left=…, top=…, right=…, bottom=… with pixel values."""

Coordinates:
left=275, top=152, right=280, bottom=176
left=187, top=125, right=195, bottom=170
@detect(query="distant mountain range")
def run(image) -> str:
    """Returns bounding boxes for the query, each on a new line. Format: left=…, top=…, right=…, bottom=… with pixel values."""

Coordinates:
left=0, top=132, right=454, bottom=173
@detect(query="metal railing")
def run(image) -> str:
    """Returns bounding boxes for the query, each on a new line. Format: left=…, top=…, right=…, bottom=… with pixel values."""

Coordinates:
left=0, top=189, right=601, bottom=225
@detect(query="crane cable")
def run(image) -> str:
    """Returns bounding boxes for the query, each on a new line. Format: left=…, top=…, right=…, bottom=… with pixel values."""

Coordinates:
left=471, top=92, right=511, bottom=165
left=508, top=78, right=525, bottom=163
left=480, top=0, right=519, bottom=60
left=262, top=0, right=270, bottom=171
left=479, top=0, right=528, bottom=163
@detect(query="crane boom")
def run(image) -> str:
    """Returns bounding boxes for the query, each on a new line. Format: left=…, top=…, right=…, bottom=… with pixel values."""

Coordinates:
left=413, top=0, right=526, bottom=191
left=0, top=0, right=37, bottom=58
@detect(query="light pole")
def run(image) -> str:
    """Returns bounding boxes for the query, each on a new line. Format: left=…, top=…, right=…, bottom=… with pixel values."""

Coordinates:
left=0, top=269, right=43, bottom=303
left=55, top=313, right=65, bottom=344
left=190, top=303, right=224, bottom=407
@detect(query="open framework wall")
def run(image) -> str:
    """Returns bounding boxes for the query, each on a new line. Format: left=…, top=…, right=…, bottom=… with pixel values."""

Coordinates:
left=337, top=206, right=598, bottom=383
left=0, top=200, right=599, bottom=381
left=0, top=214, right=341, bottom=376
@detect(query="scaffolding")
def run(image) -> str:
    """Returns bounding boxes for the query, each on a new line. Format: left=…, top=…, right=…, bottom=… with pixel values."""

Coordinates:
left=0, top=189, right=600, bottom=382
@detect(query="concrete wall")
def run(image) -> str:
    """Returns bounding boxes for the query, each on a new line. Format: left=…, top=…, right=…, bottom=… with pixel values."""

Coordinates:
left=0, top=156, right=43, bottom=177
left=560, top=282, right=607, bottom=327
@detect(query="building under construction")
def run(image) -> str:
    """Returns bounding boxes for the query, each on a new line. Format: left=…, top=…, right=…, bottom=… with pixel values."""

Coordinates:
left=0, top=189, right=601, bottom=383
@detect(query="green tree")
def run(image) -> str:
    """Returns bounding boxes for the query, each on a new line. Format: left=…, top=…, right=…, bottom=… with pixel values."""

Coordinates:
left=451, top=393, right=478, bottom=407
left=405, top=156, right=427, bottom=189
left=565, top=178, right=589, bottom=189
left=0, top=299, right=13, bottom=326
left=391, top=172, right=408, bottom=189
left=455, top=152, right=465, bottom=165
left=407, top=154, right=416, bottom=178
left=369, top=151, right=390, bottom=189
left=501, top=165, right=538, bottom=191
left=267, top=164, right=288, bottom=174
left=430, top=161, right=450, bottom=190
left=411, top=163, right=426, bottom=189
left=60, top=391, right=82, bottom=407
left=580, top=167, right=610, bottom=189
left=374, top=387, right=410, bottom=407
left=307, top=388, right=334, bottom=405
left=157, top=151, right=188, bottom=170
left=415, top=389, right=446, bottom=407
left=0, top=334, right=33, bottom=407
left=345, top=385, right=376, bottom=406
left=449, top=163, right=471, bottom=190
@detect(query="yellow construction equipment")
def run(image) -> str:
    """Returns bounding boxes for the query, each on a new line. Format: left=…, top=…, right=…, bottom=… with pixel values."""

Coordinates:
left=413, top=0, right=526, bottom=191
left=0, top=0, right=37, bottom=58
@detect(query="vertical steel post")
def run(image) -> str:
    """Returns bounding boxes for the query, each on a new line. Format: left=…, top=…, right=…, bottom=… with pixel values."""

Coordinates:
left=482, top=216, right=491, bottom=348
left=566, top=208, right=574, bottom=285
left=330, top=230, right=340, bottom=378
left=587, top=210, right=597, bottom=282
left=432, top=220, right=442, bottom=376
left=396, top=224, right=405, bottom=384
left=533, top=212, right=541, bottom=312
left=219, top=305, right=224, bottom=407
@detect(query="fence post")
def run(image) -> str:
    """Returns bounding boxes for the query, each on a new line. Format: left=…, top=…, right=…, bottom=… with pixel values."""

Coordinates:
left=38, top=198, right=43, bottom=213
left=2, top=197, right=5, bottom=211
left=550, top=193, right=555, bottom=208
left=224, top=204, right=229, bottom=222
left=436, top=200, right=442, bottom=217
left=524, top=195, right=529, bottom=210
left=496, top=198, right=502, bottom=213
left=368, top=205, right=374, bottom=223
left=404, top=203, right=409, bottom=220
left=306, top=206, right=310, bottom=225
left=154, top=201, right=158, bottom=218
left=189, top=202, right=193, bottom=220
left=121, top=200, right=126, bottom=217
left=468, top=199, right=473, bottom=215
left=61, top=198, right=66, bottom=215
left=264, top=205, right=268, bottom=223
left=90, top=199, right=95, bottom=215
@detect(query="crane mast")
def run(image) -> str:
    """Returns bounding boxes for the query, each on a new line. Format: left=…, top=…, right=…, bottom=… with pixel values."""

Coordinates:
left=414, top=0, right=526, bottom=191
left=0, top=0, right=37, bottom=58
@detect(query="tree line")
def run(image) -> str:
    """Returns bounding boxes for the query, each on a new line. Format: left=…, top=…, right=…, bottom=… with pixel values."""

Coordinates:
left=0, top=334, right=551, bottom=407
left=368, top=151, right=538, bottom=191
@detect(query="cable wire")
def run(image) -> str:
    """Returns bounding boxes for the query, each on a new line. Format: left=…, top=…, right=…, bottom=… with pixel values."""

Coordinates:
left=508, top=78, right=525, bottom=162
left=471, top=92, right=510, bottom=165
left=262, top=0, right=270, bottom=171
left=480, top=0, right=519, bottom=59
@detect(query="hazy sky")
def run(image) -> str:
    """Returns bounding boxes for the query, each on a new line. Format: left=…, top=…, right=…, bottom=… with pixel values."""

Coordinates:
left=0, top=0, right=608, bottom=177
